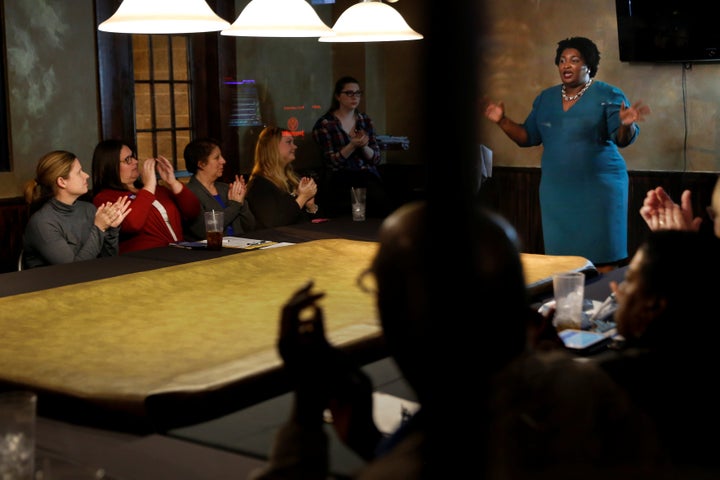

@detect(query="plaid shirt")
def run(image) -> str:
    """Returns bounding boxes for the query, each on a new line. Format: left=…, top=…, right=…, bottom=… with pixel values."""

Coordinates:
left=312, top=111, right=381, bottom=178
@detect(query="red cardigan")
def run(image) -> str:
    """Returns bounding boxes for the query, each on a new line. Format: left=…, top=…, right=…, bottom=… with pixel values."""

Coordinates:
left=93, top=185, right=200, bottom=254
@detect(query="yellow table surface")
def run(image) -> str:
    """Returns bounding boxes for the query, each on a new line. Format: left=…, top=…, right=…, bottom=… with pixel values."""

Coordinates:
left=0, top=239, right=592, bottom=426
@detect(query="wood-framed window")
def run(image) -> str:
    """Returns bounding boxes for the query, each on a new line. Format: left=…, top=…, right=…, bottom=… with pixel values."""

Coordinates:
left=132, top=34, right=192, bottom=173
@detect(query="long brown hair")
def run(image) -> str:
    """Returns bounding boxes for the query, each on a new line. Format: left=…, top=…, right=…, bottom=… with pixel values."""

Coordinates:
left=249, top=126, right=299, bottom=193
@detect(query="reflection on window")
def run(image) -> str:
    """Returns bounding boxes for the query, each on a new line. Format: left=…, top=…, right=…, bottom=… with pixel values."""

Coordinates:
left=227, top=79, right=263, bottom=127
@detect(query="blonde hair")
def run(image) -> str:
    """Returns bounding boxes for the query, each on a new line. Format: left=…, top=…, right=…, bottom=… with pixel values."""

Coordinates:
left=24, top=150, right=76, bottom=208
left=250, top=126, right=299, bottom=193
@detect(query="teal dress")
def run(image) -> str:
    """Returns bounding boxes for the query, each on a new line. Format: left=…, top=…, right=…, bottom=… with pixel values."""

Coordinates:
left=523, top=80, right=638, bottom=264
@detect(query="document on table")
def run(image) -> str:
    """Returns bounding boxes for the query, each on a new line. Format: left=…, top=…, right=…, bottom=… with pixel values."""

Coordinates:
left=372, top=392, right=420, bottom=435
left=170, top=237, right=294, bottom=250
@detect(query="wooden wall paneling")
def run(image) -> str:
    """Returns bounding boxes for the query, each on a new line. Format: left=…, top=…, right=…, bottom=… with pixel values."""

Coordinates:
left=0, top=198, right=28, bottom=273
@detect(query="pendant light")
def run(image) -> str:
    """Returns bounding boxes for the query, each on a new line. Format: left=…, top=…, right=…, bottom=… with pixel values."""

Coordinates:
left=98, top=0, right=230, bottom=34
left=221, top=0, right=334, bottom=38
left=319, top=0, right=422, bottom=43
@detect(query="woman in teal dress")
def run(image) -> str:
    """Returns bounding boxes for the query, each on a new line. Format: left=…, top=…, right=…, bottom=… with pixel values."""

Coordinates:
left=484, top=37, right=651, bottom=269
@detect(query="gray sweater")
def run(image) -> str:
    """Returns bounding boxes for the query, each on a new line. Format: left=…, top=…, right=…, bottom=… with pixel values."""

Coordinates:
left=22, top=198, right=119, bottom=268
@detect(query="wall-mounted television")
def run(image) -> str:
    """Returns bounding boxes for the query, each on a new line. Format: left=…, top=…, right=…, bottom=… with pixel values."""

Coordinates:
left=615, top=0, right=720, bottom=63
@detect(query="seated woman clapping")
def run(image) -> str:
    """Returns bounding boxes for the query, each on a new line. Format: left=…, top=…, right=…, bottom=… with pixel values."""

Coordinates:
left=182, top=137, right=256, bottom=241
left=246, top=126, right=320, bottom=229
left=22, top=150, right=131, bottom=268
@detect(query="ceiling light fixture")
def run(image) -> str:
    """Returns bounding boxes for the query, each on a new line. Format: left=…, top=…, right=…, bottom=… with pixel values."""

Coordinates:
left=221, top=0, right=334, bottom=38
left=319, top=0, right=422, bottom=43
left=98, top=0, right=230, bottom=34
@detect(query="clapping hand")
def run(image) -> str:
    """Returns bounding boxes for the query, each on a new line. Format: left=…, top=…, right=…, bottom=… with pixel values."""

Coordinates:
left=639, top=186, right=701, bottom=232
left=278, top=281, right=381, bottom=458
left=228, top=174, right=247, bottom=204
left=140, top=157, right=158, bottom=192
left=297, top=176, right=318, bottom=203
left=95, top=195, right=132, bottom=231
left=155, top=155, right=183, bottom=193
left=278, top=281, right=334, bottom=426
left=350, top=128, right=370, bottom=148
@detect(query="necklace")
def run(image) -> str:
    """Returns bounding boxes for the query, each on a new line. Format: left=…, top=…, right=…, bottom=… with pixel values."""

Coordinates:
left=562, top=78, right=593, bottom=101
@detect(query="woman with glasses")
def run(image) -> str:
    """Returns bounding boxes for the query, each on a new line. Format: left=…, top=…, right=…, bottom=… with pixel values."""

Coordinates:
left=22, top=150, right=131, bottom=268
left=312, top=76, right=392, bottom=218
left=91, top=139, right=200, bottom=253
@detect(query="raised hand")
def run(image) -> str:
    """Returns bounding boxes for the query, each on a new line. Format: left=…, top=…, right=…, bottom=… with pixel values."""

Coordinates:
left=620, top=100, right=651, bottom=125
left=639, top=186, right=701, bottom=231
left=228, top=174, right=247, bottom=203
left=94, top=195, right=132, bottom=230
left=155, top=155, right=183, bottom=193
left=296, top=176, right=318, bottom=204
left=140, top=158, right=158, bottom=193
left=278, top=281, right=333, bottom=426
left=482, top=98, right=506, bottom=124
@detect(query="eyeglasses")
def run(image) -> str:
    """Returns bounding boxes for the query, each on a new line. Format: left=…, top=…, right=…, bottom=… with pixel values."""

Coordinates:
left=341, top=90, right=363, bottom=98
left=356, top=268, right=377, bottom=295
left=121, top=154, right=137, bottom=165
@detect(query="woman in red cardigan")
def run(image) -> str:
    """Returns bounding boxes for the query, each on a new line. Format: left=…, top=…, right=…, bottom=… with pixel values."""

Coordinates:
left=91, top=139, right=200, bottom=253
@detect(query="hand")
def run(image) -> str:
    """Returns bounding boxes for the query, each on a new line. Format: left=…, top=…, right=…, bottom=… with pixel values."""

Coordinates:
left=350, top=129, right=369, bottom=148
left=140, top=158, right=157, bottom=193
left=228, top=175, right=247, bottom=204
left=94, top=195, right=132, bottom=230
left=619, top=100, right=651, bottom=126
left=155, top=155, right=183, bottom=194
left=639, top=186, right=701, bottom=231
left=297, top=177, right=318, bottom=203
left=278, top=281, right=334, bottom=426
left=482, top=98, right=505, bottom=124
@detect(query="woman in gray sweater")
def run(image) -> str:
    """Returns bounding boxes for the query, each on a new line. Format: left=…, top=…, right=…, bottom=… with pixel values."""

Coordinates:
left=22, top=150, right=130, bottom=268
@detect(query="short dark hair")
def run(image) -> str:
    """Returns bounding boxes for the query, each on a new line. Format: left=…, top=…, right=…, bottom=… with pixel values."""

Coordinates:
left=554, top=37, right=600, bottom=78
left=184, top=138, right=220, bottom=174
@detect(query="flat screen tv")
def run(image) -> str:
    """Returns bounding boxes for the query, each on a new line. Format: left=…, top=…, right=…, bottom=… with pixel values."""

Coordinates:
left=615, top=0, right=720, bottom=63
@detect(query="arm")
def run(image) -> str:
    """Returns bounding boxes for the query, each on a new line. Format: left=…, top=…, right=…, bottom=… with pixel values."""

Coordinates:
left=483, top=98, right=530, bottom=146
left=253, top=282, right=381, bottom=480
left=615, top=100, right=651, bottom=147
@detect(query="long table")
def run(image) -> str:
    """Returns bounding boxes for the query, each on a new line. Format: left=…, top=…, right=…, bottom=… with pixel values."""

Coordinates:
left=0, top=215, right=597, bottom=433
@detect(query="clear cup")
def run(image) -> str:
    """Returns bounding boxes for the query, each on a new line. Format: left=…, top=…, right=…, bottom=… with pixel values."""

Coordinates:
left=350, top=187, right=366, bottom=222
left=0, top=391, right=37, bottom=480
left=204, top=210, right=224, bottom=251
left=552, top=272, right=585, bottom=331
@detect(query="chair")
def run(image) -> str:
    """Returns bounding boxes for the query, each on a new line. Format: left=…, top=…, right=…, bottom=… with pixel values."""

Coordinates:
left=473, top=144, right=493, bottom=195
left=17, top=249, right=24, bottom=271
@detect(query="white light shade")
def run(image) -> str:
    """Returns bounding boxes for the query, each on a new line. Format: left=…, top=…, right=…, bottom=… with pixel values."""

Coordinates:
left=98, top=0, right=231, bottom=34
left=221, top=0, right=334, bottom=38
left=319, top=0, right=423, bottom=43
